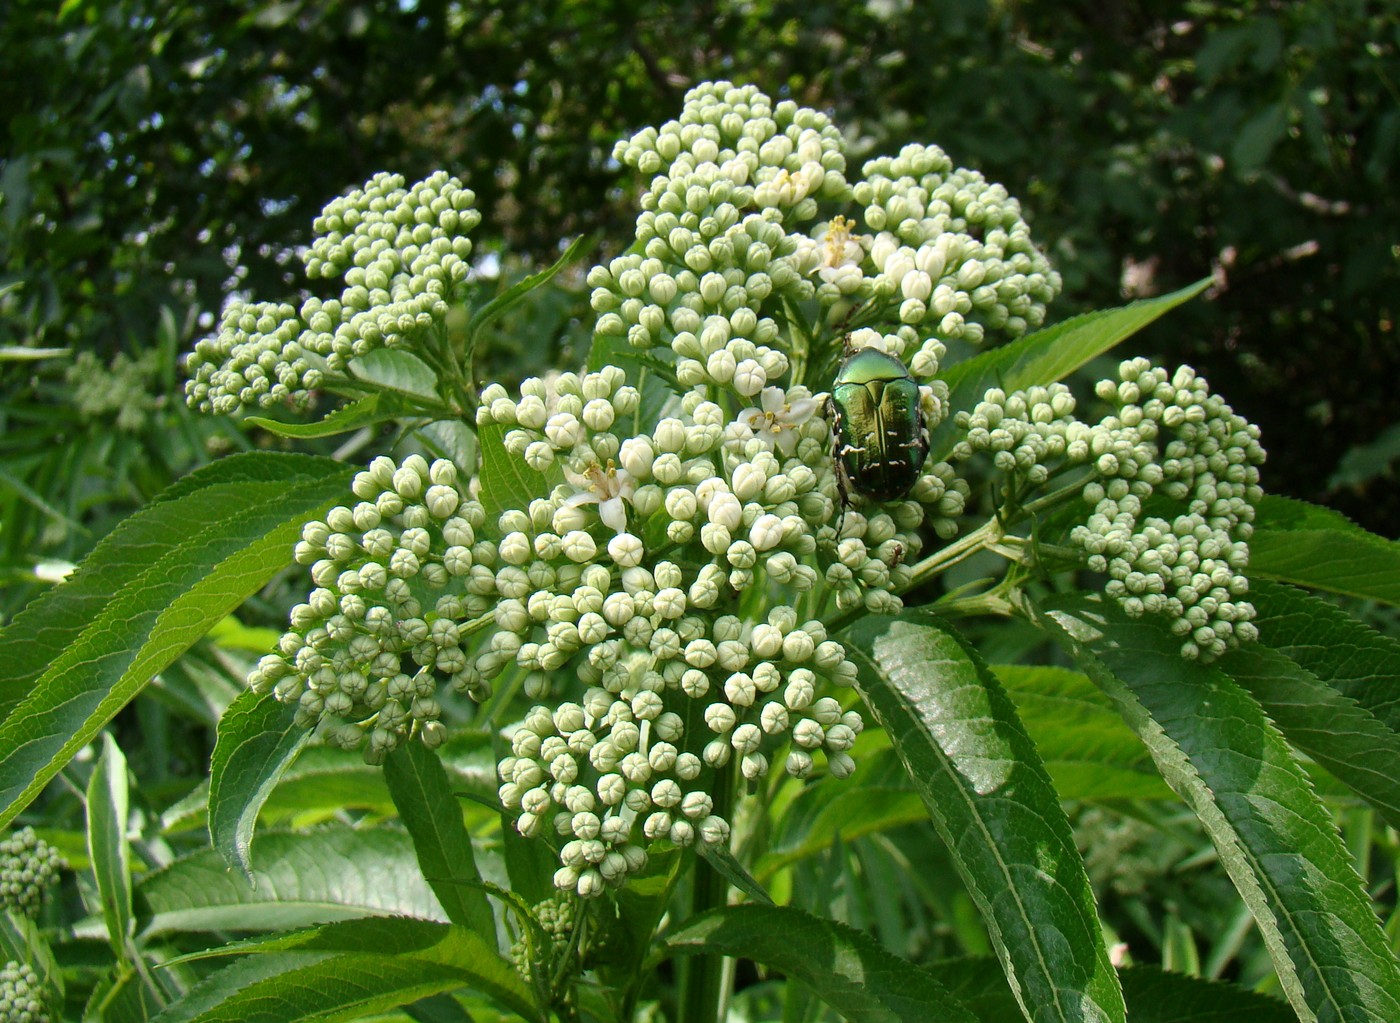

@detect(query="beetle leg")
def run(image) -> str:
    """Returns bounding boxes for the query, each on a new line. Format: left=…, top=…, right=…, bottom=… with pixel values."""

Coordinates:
left=834, top=459, right=851, bottom=537
left=827, top=394, right=850, bottom=535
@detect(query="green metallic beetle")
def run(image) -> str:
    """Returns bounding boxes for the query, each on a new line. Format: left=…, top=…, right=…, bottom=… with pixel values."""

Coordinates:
left=828, top=346, right=930, bottom=504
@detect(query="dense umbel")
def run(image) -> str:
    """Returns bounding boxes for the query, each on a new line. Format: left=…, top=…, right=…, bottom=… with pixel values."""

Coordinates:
left=193, top=82, right=1262, bottom=897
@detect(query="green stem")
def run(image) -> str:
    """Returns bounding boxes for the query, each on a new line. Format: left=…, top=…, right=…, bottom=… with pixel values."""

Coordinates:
left=782, top=297, right=814, bottom=388
left=679, top=764, right=736, bottom=1023
left=932, top=586, right=1018, bottom=620
left=330, top=374, right=460, bottom=420
left=1015, top=469, right=1095, bottom=519
left=902, top=516, right=1006, bottom=591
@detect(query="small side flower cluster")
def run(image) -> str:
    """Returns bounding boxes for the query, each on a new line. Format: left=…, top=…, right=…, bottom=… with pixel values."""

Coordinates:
left=1077, top=359, right=1265, bottom=661
left=850, top=144, right=1061, bottom=343
left=66, top=350, right=161, bottom=431
left=0, top=961, right=47, bottom=1023
left=951, top=358, right=1265, bottom=661
left=508, top=894, right=576, bottom=985
left=248, top=454, right=492, bottom=762
left=186, top=171, right=480, bottom=414
left=0, top=828, right=63, bottom=917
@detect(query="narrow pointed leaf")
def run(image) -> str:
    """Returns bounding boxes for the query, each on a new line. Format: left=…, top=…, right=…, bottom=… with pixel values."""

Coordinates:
left=245, top=392, right=425, bottom=439
left=0, top=453, right=352, bottom=828
left=133, top=826, right=446, bottom=938
left=1249, top=496, right=1400, bottom=604
left=87, top=733, right=133, bottom=956
left=842, top=611, right=1124, bottom=1023
left=207, top=687, right=312, bottom=877
left=466, top=234, right=592, bottom=338
left=926, top=957, right=1296, bottom=1023
left=384, top=742, right=496, bottom=941
left=0, top=452, right=346, bottom=709
left=1250, top=579, right=1400, bottom=733
left=664, top=904, right=977, bottom=1023
left=1222, top=643, right=1400, bottom=830
left=150, top=918, right=537, bottom=1023
left=695, top=842, right=773, bottom=905
left=1039, top=594, right=1400, bottom=1023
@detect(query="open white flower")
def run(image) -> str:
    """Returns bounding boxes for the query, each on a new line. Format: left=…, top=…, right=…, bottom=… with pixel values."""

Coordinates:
left=738, top=387, right=818, bottom=456
left=563, top=461, right=636, bottom=534
left=817, top=214, right=865, bottom=285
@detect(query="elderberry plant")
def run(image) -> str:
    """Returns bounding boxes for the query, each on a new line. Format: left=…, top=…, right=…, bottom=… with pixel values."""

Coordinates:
left=176, top=81, right=1287, bottom=1018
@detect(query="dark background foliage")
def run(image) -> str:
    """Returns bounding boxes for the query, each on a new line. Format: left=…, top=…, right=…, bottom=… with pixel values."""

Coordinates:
left=3, top=0, right=1397, bottom=598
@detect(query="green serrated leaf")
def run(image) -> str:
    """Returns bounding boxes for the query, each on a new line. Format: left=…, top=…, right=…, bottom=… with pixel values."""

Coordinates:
left=477, top=421, right=559, bottom=522
left=245, top=392, right=424, bottom=439
left=348, top=348, right=442, bottom=400
left=0, top=455, right=351, bottom=828
left=131, top=826, right=446, bottom=939
left=87, top=733, right=134, bottom=958
left=384, top=743, right=497, bottom=941
left=694, top=842, right=773, bottom=906
left=842, top=611, right=1125, bottom=1023
left=664, top=904, right=977, bottom=1023
left=152, top=917, right=537, bottom=1023
left=994, top=664, right=1175, bottom=802
left=1222, top=598, right=1400, bottom=829
left=1038, top=594, right=1400, bottom=1023
left=930, top=278, right=1211, bottom=460
left=207, top=688, right=312, bottom=878
left=0, top=452, right=343, bottom=709
left=1249, top=495, right=1400, bottom=604
left=925, top=957, right=1297, bottom=1023
left=1250, top=579, right=1400, bottom=733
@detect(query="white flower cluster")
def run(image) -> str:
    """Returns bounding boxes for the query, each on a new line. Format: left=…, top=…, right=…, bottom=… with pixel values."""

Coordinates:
left=477, top=361, right=895, bottom=897
left=950, top=381, right=1087, bottom=484
left=952, top=358, right=1265, bottom=661
left=250, top=82, right=1071, bottom=898
left=1076, top=359, right=1265, bottom=661
left=0, top=827, right=63, bottom=918
left=852, top=144, right=1061, bottom=343
left=186, top=171, right=480, bottom=414
left=604, top=83, right=1058, bottom=382
left=185, top=300, right=311, bottom=415
left=248, top=454, right=495, bottom=762
left=0, top=961, right=46, bottom=1023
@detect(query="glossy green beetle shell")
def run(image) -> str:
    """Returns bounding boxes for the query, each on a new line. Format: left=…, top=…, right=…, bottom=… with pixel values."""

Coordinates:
left=829, top=348, right=930, bottom=502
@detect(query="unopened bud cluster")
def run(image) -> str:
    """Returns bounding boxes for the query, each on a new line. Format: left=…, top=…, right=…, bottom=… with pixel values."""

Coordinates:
left=0, top=961, right=46, bottom=1023
left=186, top=171, right=480, bottom=414
left=509, top=894, right=576, bottom=985
left=0, top=828, right=63, bottom=917
left=952, top=358, right=1265, bottom=661
left=1077, top=359, right=1264, bottom=661
left=243, top=83, right=1089, bottom=898
left=248, top=454, right=491, bottom=763
left=66, top=350, right=160, bottom=431
left=849, top=145, right=1061, bottom=343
